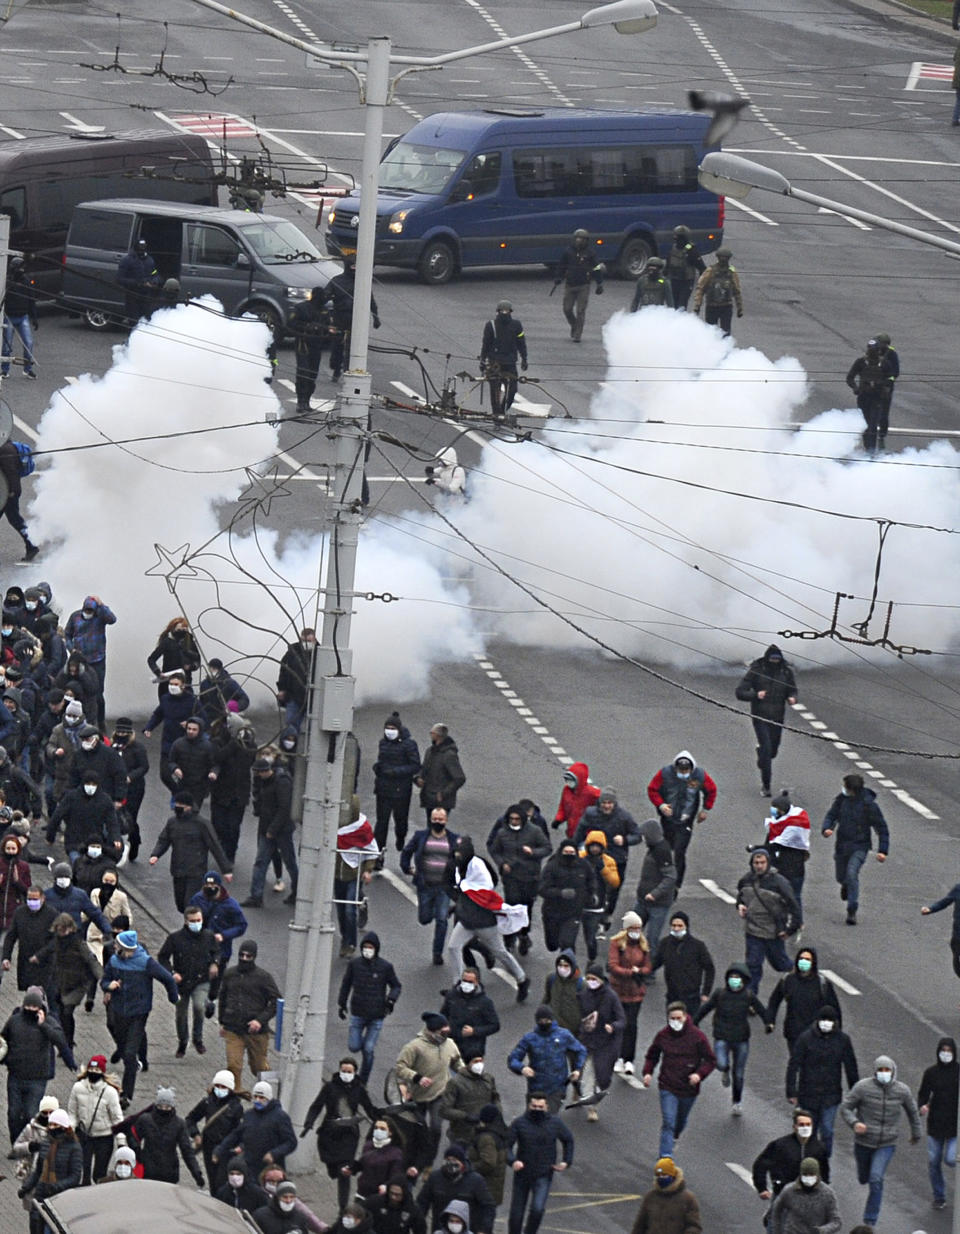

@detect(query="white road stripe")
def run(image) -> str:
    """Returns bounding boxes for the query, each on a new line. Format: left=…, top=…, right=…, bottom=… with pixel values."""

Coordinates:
left=700, top=878, right=737, bottom=905
left=889, top=789, right=938, bottom=820
left=820, top=969, right=861, bottom=996
left=725, top=1163, right=756, bottom=1188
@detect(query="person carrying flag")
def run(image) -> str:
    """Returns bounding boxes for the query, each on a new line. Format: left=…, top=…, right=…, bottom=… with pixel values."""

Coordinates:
left=445, top=837, right=530, bottom=1003
left=763, top=791, right=811, bottom=920
left=334, top=811, right=380, bottom=958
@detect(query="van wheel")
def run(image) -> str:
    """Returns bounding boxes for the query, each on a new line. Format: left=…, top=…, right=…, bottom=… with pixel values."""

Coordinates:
left=84, top=308, right=114, bottom=331
left=618, top=237, right=653, bottom=280
left=418, top=241, right=456, bottom=286
left=248, top=303, right=282, bottom=337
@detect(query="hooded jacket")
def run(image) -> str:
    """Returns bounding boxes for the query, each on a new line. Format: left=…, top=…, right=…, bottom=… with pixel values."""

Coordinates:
left=438, top=1196, right=473, bottom=1234
left=101, top=943, right=179, bottom=1018
left=168, top=727, right=217, bottom=794
left=553, top=762, right=601, bottom=838
left=651, top=925, right=715, bottom=1003
left=216, top=1099, right=297, bottom=1170
left=736, top=857, right=800, bottom=940
left=578, top=831, right=621, bottom=890
left=151, top=809, right=232, bottom=878
left=487, top=816, right=550, bottom=893
left=735, top=645, right=798, bottom=720
left=577, top=975, right=626, bottom=1051
left=217, top=957, right=279, bottom=1034
left=47, top=785, right=120, bottom=851
left=607, top=930, right=652, bottom=1006
left=647, top=751, right=717, bottom=824
left=765, top=949, right=841, bottom=1043
left=185, top=1087, right=245, bottom=1155
left=642, top=1014, right=716, bottom=1098
left=418, top=735, right=466, bottom=810
left=253, top=1192, right=311, bottom=1234
left=0, top=847, right=30, bottom=929
left=694, top=963, right=765, bottom=1043
left=542, top=950, right=583, bottom=1033
left=133, top=1104, right=204, bottom=1185
left=338, top=932, right=402, bottom=1021
left=822, top=787, right=889, bottom=855
left=2, top=1004, right=75, bottom=1078
left=3, top=899, right=58, bottom=988
left=214, top=1157, right=269, bottom=1210
left=508, top=1018, right=586, bottom=1095
left=787, top=1010, right=858, bottom=1105
left=252, top=765, right=294, bottom=839
left=22, top=1129, right=83, bottom=1199
left=418, top=1165, right=495, bottom=1234
left=634, top=819, right=677, bottom=907
left=841, top=1055, right=920, bottom=1147
left=768, top=1174, right=840, bottom=1234
left=573, top=802, right=640, bottom=868
left=468, top=1111, right=509, bottom=1205
left=373, top=726, right=421, bottom=800
left=189, top=879, right=248, bottom=961
left=366, top=1184, right=427, bottom=1234
left=631, top=1166, right=702, bottom=1234
left=539, top=846, right=598, bottom=920
left=441, top=977, right=500, bottom=1053
left=918, top=1037, right=959, bottom=1140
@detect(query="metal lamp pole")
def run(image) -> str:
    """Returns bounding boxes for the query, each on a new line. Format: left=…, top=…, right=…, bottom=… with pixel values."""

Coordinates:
left=190, top=0, right=659, bottom=1160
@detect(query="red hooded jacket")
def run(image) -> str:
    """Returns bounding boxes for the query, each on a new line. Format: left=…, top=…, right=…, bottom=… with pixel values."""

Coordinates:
left=554, top=762, right=601, bottom=839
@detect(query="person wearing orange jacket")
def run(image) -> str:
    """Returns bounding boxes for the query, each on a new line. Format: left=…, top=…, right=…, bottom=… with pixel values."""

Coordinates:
left=552, top=763, right=600, bottom=839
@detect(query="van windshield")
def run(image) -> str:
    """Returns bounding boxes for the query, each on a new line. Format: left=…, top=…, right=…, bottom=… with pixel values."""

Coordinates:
left=238, top=219, right=324, bottom=264
left=379, top=142, right=466, bottom=194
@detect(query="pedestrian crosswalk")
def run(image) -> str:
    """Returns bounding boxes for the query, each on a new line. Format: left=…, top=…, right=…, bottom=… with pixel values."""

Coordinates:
left=164, top=112, right=261, bottom=139
left=905, top=62, right=952, bottom=91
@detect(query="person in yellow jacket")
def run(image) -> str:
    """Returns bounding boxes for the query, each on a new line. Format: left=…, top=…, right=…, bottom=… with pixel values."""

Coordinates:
left=579, top=831, right=620, bottom=962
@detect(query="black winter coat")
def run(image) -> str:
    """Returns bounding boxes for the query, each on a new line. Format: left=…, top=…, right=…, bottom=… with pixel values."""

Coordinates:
left=918, top=1042, right=959, bottom=1139
left=209, top=735, right=253, bottom=808
left=735, top=646, right=798, bottom=721
left=539, top=851, right=598, bottom=920
left=787, top=1024, right=859, bottom=1105
left=252, top=767, right=294, bottom=838
left=168, top=732, right=217, bottom=793
left=441, top=982, right=500, bottom=1053
left=366, top=1190, right=427, bottom=1234
left=253, top=1199, right=308, bottom=1234
left=303, top=1074, right=377, bottom=1166
left=694, top=966, right=765, bottom=1043
left=337, top=933, right=401, bottom=1020
left=218, top=961, right=279, bottom=1034
left=373, top=729, right=421, bottom=800
left=186, top=1091, right=245, bottom=1154
left=37, top=933, right=101, bottom=1001
left=2, top=1006, right=74, bottom=1079
left=418, top=736, right=466, bottom=810
left=216, top=1100, right=297, bottom=1171
left=158, top=924, right=220, bottom=992
left=47, top=787, right=120, bottom=851
left=822, top=788, right=889, bottom=856
left=69, top=743, right=126, bottom=801
left=635, top=823, right=677, bottom=907
left=752, top=1132, right=830, bottom=1194
left=488, top=820, right=550, bottom=895
left=150, top=811, right=232, bottom=877
left=573, top=804, right=640, bottom=869
left=2, top=900, right=57, bottom=988
left=133, top=1108, right=204, bottom=1184
left=277, top=641, right=311, bottom=705
left=417, top=1166, right=496, bottom=1233
left=765, top=965, right=840, bottom=1043
left=651, top=933, right=715, bottom=1002
left=117, top=737, right=149, bottom=804
left=507, top=1111, right=574, bottom=1178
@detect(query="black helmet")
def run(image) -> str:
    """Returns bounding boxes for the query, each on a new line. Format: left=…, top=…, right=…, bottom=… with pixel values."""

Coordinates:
left=8, top=256, right=24, bottom=274
left=496, top=299, right=512, bottom=313
left=866, top=338, right=879, bottom=352
left=573, top=228, right=589, bottom=241
left=875, top=332, right=891, bottom=347
left=673, top=225, right=690, bottom=239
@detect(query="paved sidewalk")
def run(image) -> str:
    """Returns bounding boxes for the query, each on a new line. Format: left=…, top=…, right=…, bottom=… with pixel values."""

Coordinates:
left=836, top=0, right=957, bottom=40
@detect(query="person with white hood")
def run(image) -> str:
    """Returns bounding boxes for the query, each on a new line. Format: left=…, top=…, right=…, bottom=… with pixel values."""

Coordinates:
left=646, top=752, right=717, bottom=890
left=445, top=837, right=529, bottom=1003
left=840, top=1053, right=921, bottom=1227
left=426, top=448, right=466, bottom=497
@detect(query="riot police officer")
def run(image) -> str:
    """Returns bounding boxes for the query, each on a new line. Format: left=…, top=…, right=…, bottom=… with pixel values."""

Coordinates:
left=692, top=248, right=743, bottom=337
left=874, top=332, right=900, bottom=451
left=630, top=257, right=674, bottom=312
left=846, top=339, right=895, bottom=454
left=288, top=286, right=330, bottom=412
left=665, top=225, right=705, bottom=310
left=480, top=300, right=528, bottom=417
left=554, top=228, right=605, bottom=342
left=327, top=260, right=381, bottom=382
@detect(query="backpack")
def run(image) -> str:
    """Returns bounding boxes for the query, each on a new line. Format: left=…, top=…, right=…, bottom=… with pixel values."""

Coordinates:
left=12, top=441, right=34, bottom=477
left=706, top=267, right=735, bottom=306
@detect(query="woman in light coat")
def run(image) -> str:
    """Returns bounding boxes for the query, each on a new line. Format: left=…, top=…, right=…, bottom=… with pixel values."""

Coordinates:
left=86, top=868, right=132, bottom=964
left=67, top=1053, right=123, bottom=1184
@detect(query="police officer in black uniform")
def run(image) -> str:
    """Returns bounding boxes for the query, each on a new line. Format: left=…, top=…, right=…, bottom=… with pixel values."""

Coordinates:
left=874, top=332, right=900, bottom=451
left=665, top=225, right=705, bottom=311
left=326, top=260, right=380, bottom=382
left=116, top=239, right=160, bottom=326
left=288, top=287, right=330, bottom=412
left=629, top=257, right=674, bottom=311
left=554, top=228, right=604, bottom=342
left=480, top=300, right=528, bottom=417
left=846, top=338, right=895, bottom=454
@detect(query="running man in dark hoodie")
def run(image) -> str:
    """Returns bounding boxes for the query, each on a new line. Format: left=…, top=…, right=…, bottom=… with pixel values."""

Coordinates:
left=764, top=948, right=841, bottom=1052
left=786, top=1005, right=858, bottom=1158
left=735, top=644, right=798, bottom=797
left=337, top=931, right=402, bottom=1084
left=694, top=962, right=764, bottom=1116
left=822, top=773, right=889, bottom=926
left=918, top=1036, right=959, bottom=1209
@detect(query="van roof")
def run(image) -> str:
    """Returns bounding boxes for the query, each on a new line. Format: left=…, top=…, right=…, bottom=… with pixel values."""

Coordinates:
left=72, top=199, right=287, bottom=225
left=404, top=107, right=709, bottom=144
left=0, top=129, right=210, bottom=169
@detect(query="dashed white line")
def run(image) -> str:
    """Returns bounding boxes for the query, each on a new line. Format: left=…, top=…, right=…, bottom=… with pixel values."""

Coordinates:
left=699, top=878, right=737, bottom=905
left=820, top=969, right=861, bottom=996
left=461, top=0, right=574, bottom=108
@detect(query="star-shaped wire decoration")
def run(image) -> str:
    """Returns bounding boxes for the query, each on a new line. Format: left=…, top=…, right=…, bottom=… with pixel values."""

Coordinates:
left=145, top=542, right=200, bottom=594
left=236, top=465, right=293, bottom=518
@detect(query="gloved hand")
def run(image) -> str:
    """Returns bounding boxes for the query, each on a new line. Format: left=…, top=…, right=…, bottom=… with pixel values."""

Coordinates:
left=17, top=1187, right=28, bottom=1199
left=385, top=1000, right=395, bottom=1016
left=521, top=360, right=528, bottom=371
left=84, top=999, right=94, bottom=1014
left=372, top=316, right=381, bottom=329
left=595, top=284, right=604, bottom=295
left=338, top=1006, right=347, bottom=1021
left=300, top=1128, right=311, bottom=1139
left=551, top=818, right=563, bottom=830
left=764, top=1024, right=774, bottom=1034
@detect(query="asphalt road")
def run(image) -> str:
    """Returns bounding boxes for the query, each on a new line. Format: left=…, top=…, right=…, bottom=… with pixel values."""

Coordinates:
left=2, top=0, right=960, bottom=1229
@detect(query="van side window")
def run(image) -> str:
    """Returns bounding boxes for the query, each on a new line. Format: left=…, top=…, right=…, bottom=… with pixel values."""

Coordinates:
left=187, top=224, right=241, bottom=266
left=513, top=144, right=698, bottom=197
left=68, top=210, right=134, bottom=252
left=463, top=152, right=501, bottom=197
left=0, top=187, right=25, bottom=230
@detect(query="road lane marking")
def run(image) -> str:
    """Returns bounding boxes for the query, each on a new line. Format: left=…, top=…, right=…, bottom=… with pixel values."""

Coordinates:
left=727, top=198, right=778, bottom=226
left=725, top=1163, right=756, bottom=1188
left=820, top=969, right=861, bottom=996
left=700, top=878, right=737, bottom=905
left=810, top=151, right=960, bottom=238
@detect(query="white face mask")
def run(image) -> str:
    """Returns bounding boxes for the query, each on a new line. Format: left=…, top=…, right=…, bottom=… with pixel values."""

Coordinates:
left=586, top=978, right=602, bottom=990
left=168, top=684, right=182, bottom=696
left=795, top=1125, right=812, bottom=1140
left=460, top=981, right=477, bottom=995
left=448, top=1224, right=464, bottom=1234
left=342, top=1218, right=357, bottom=1230
left=372, top=1129, right=390, bottom=1147
left=228, top=1173, right=244, bottom=1187
left=876, top=1071, right=893, bottom=1085
left=339, top=1071, right=355, bottom=1084
left=557, top=964, right=572, bottom=978
left=384, top=729, right=399, bottom=740
left=279, top=1200, right=297, bottom=1213
left=361, top=948, right=375, bottom=960
left=470, top=1061, right=484, bottom=1075
left=818, top=1021, right=834, bottom=1033
left=25, top=602, right=37, bottom=612
left=800, top=1175, right=818, bottom=1188
left=56, top=877, right=71, bottom=889
left=627, top=930, right=641, bottom=941
left=940, top=1052, right=955, bottom=1065
left=670, top=928, right=687, bottom=939
left=87, top=847, right=101, bottom=858
left=668, top=1018, right=685, bottom=1032
left=83, top=784, right=97, bottom=797
left=115, top=1164, right=133, bottom=1179
left=81, top=739, right=97, bottom=751
left=213, top=1087, right=229, bottom=1099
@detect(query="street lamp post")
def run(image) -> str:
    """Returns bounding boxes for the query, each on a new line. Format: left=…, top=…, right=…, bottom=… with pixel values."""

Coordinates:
left=189, top=0, right=659, bottom=1157
left=699, top=151, right=960, bottom=258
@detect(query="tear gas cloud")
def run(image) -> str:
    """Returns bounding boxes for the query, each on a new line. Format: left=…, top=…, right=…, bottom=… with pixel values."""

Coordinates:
left=27, top=301, right=478, bottom=716
left=27, top=300, right=960, bottom=722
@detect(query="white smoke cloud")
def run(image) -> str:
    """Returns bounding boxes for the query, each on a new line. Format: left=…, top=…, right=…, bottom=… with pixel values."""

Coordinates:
left=26, top=301, right=480, bottom=716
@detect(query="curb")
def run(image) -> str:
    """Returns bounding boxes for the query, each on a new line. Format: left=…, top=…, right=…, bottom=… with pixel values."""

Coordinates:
left=837, top=0, right=958, bottom=42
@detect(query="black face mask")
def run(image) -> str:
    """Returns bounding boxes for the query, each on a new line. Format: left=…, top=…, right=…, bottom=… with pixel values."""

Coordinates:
left=113, top=734, right=129, bottom=747
left=174, top=806, right=190, bottom=818
left=430, top=823, right=445, bottom=834
left=88, top=1073, right=103, bottom=1084
left=48, top=1127, right=65, bottom=1139
left=155, top=1107, right=173, bottom=1119
left=238, top=957, right=255, bottom=972
left=203, top=886, right=218, bottom=898
left=100, top=883, right=116, bottom=903
left=442, top=1162, right=462, bottom=1179
left=536, top=1021, right=552, bottom=1034
left=527, top=1109, right=547, bottom=1122
left=561, top=853, right=576, bottom=864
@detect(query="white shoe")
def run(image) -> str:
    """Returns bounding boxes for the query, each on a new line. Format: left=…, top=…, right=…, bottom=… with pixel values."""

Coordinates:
left=273, top=879, right=285, bottom=893
left=613, top=1059, right=625, bottom=1075
left=623, top=1061, right=635, bottom=1076
left=732, top=1102, right=743, bottom=1116
left=586, top=1106, right=599, bottom=1122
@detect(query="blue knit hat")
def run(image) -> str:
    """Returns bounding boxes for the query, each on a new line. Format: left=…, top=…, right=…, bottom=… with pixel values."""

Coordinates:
left=116, top=930, right=138, bottom=949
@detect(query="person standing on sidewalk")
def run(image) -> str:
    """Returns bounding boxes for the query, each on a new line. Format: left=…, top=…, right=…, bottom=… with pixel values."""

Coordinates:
left=506, top=1093, right=573, bottom=1234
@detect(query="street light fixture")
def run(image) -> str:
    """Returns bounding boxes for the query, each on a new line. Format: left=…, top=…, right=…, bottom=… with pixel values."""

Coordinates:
left=699, top=150, right=960, bottom=258
left=189, top=0, right=659, bottom=1154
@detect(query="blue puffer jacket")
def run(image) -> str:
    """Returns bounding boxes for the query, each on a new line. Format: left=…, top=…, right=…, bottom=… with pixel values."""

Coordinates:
left=508, top=1020, right=586, bottom=1095
left=100, top=943, right=179, bottom=1017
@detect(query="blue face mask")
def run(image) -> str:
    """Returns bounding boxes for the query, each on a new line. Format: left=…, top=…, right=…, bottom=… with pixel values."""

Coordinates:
left=728, top=976, right=743, bottom=991
left=187, top=921, right=202, bottom=933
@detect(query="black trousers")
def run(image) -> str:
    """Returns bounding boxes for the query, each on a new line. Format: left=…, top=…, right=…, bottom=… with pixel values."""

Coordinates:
left=1, top=495, right=29, bottom=544
left=705, top=303, right=733, bottom=336
left=670, top=278, right=694, bottom=310
left=858, top=393, right=883, bottom=453
left=753, top=716, right=784, bottom=792
left=664, top=823, right=693, bottom=890
left=374, top=790, right=412, bottom=852
left=295, top=341, right=324, bottom=407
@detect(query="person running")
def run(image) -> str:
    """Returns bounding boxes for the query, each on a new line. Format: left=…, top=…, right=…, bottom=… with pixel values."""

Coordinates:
left=608, top=911, right=652, bottom=1079
left=822, top=773, right=889, bottom=927
left=506, top=1093, right=573, bottom=1234
left=642, top=1002, right=716, bottom=1158
left=917, top=1036, right=959, bottom=1210
left=693, top=962, right=764, bottom=1116
left=786, top=1006, right=858, bottom=1159
left=508, top=1005, right=585, bottom=1115
left=768, top=1158, right=840, bottom=1234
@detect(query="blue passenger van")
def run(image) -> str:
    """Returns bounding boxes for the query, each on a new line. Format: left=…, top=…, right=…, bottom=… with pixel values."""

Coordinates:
left=326, top=107, right=723, bottom=284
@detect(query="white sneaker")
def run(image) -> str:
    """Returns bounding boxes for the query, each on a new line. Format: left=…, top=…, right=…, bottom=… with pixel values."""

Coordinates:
left=613, top=1059, right=625, bottom=1074
left=732, top=1102, right=743, bottom=1116
left=273, top=879, right=285, bottom=893
left=623, top=1061, right=635, bottom=1076
left=586, top=1106, right=599, bottom=1122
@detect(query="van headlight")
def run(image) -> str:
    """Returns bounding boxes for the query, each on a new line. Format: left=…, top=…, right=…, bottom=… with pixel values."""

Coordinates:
left=388, top=209, right=411, bottom=235
left=328, top=208, right=337, bottom=225
left=287, top=287, right=311, bottom=300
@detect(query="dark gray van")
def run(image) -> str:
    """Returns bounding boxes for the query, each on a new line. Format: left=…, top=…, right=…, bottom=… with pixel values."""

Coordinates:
left=61, top=199, right=340, bottom=333
left=0, top=129, right=215, bottom=296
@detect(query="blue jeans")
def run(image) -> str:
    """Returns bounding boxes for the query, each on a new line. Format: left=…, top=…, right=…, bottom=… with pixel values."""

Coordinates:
left=6, top=1074, right=46, bottom=1142
left=808, top=1102, right=840, bottom=1157
left=928, top=1134, right=957, bottom=1203
left=745, top=934, right=792, bottom=994
left=508, top=1171, right=553, bottom=1234
left=333, top=877, right=361, bottom=948
left=2, top=314, right=34, bottom=374
left=854, top=1142, right=896, bottom=1224
left=348, top=1015, right=383, bottom=1085
left=250, top=830, right=299, bottom=900
left=283, top=698, right=306, bottom=731
left=658, top=1088, right=697, bottom=1157
left=835, top=848, right=868, bottom=913
left=714, top=1039, right=749, bottom=1102
left=416, top=884, right=450, bottom=960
